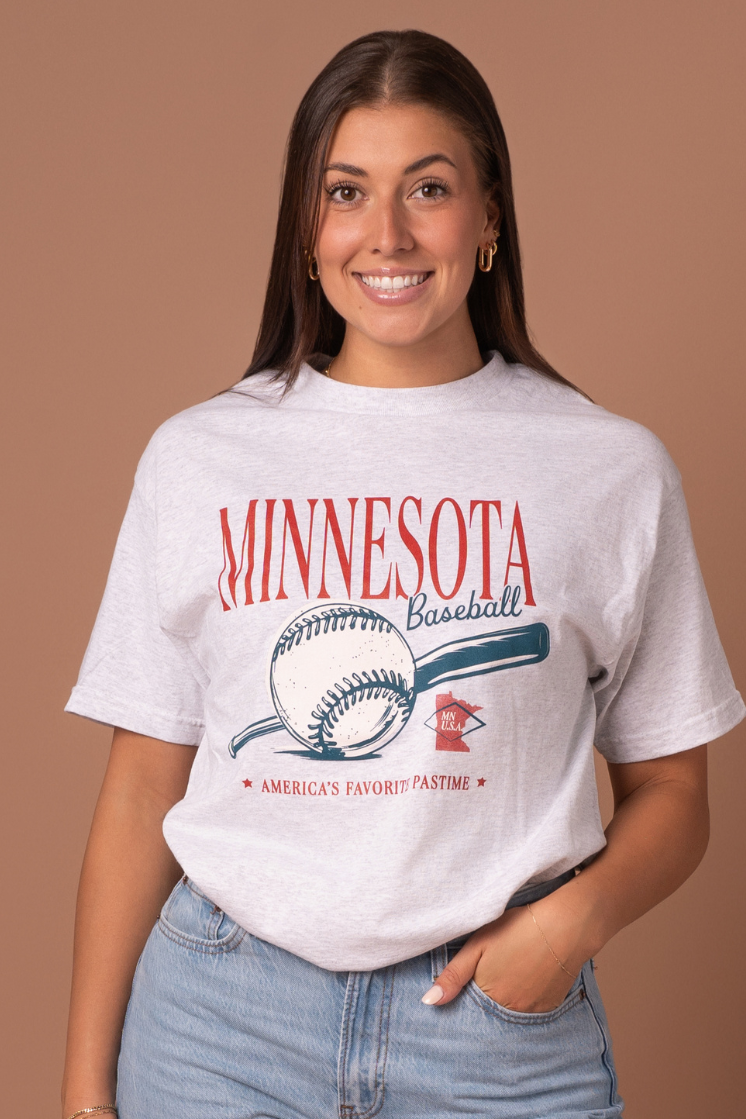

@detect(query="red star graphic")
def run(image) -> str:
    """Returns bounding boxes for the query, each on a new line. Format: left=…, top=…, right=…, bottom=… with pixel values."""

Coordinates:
left=477, top=777, right=486, bottom=787
left=242, top=779, right=252, bottom=788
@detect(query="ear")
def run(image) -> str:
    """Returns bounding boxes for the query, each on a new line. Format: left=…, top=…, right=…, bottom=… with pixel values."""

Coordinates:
left=480, top=195, right=501, bottom=246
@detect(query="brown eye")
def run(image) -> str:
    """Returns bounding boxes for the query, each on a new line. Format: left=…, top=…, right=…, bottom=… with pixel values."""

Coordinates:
left=411, top=180, right=447, bottom=200
left=328, top=183, right=360, bottom=203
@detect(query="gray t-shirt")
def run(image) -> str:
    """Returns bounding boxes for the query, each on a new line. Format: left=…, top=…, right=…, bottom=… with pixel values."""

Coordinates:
left=66, top=353, right=744, bottom=970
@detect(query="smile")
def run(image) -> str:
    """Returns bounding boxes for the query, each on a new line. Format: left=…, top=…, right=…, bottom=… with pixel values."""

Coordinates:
left=353, top=270, right=434, bottom=305
left=358, top=272, right=430, bottom=291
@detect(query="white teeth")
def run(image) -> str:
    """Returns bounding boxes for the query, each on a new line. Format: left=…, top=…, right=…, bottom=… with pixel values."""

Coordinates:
left=360, top=273, right=427, bottom=290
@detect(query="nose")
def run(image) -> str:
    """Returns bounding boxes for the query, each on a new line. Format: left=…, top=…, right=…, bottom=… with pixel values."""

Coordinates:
left=368, top=196, right=415, bottom=257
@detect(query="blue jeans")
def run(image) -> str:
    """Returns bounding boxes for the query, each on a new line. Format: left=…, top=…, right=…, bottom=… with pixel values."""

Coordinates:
left=118, top=875, right=623, bottom=1117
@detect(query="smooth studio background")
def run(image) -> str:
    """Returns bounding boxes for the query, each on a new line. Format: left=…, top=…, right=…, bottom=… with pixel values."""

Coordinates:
left=2, top=2, right=744, bottom=1115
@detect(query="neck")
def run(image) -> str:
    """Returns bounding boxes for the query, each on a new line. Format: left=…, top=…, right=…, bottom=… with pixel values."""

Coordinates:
left=327, top=309, right=484, bottom=389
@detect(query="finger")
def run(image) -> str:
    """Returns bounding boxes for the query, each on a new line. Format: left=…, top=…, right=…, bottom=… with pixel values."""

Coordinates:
left=421, top=942, right=482, bottom=1007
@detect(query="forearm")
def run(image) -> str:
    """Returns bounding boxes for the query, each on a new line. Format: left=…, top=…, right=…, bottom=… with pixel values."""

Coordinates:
left=62, top=731, right=193, bottom=1117
left=553, top=745, right=710, bottom=960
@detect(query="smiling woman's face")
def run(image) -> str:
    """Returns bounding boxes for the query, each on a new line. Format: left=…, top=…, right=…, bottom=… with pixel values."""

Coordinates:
left=314, top=102, right=498, bottom=354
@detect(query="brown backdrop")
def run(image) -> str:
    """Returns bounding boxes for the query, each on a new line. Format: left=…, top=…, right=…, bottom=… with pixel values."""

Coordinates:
left=2, top=2, right=744, bottom=1115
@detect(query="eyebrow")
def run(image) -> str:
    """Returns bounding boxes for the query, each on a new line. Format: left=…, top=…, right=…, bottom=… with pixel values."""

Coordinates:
left=323, top=152, right=458, bottom=177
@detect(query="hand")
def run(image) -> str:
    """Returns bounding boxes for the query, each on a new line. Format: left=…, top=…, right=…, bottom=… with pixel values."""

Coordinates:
left=422, top=885, right=592, bottom=1013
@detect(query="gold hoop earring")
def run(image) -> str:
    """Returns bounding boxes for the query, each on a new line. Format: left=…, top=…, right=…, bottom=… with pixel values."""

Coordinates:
left=477, top=229, right=500, bottom=273
left=308, top=255, right=319, bottom=281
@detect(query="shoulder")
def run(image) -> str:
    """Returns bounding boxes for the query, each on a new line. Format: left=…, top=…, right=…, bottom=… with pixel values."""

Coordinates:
left=132, top=371, right=285, bottom=500
left=155, top=371, right=284, bottom=441
left=500, top=361, right=681, bottom=492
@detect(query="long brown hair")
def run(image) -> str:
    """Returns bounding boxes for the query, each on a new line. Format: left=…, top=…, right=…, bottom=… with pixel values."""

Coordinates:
left=244, top=29, right=584, bottom=396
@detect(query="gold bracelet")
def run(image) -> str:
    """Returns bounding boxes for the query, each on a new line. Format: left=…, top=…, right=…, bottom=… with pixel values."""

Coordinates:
left=525, top=902, right=577, bottom=980
left=65, top=1107, right=118, bottom=1119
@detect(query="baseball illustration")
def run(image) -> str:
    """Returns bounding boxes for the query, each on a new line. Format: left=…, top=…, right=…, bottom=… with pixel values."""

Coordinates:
left=228, top=606, right=550, bottom=760
left=270, top=604, right=416, bottom=758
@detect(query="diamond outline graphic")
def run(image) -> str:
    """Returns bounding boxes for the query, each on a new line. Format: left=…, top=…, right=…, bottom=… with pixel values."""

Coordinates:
left=424, top=700, right=486, bottom=743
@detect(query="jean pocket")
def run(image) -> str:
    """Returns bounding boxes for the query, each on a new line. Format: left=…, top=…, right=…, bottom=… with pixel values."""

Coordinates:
left=466, top=963, right=588, bottom=1024
left=158, top=876, right=244, bottom=954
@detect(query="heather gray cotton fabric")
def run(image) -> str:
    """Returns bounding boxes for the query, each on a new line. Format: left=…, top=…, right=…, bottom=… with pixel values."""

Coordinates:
left=66, top=353, right=744, bottom=970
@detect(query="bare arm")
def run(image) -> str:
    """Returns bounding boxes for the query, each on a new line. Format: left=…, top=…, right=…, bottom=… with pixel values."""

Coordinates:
left=427, top=745, right=709, bottom=1010
left=61, top=728, right=195, bottom=1118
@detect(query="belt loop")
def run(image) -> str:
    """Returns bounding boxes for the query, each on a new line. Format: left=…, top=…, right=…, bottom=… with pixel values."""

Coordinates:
left=430, top=944, right=448, bottom=982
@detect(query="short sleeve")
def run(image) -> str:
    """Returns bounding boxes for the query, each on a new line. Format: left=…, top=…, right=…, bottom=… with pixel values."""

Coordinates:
left=65, top=478, right=206, bottom=745
left=594, top=477, right=744, bottom=762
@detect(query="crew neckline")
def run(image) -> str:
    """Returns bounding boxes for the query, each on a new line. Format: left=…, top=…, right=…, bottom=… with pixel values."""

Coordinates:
left=279, top=350, right=510, bottom=415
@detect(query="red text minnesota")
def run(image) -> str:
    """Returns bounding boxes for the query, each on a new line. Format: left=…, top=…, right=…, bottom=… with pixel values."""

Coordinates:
left=218, top=496, right=535, bottom=610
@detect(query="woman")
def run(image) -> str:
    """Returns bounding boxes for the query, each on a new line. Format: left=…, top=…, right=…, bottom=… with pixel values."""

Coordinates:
left=62, top=29, right=744, bottom=1119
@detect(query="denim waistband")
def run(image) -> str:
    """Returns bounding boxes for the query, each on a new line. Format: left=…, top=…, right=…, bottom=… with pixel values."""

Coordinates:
left=504, top=866, right=578, bottom=909
left=444, top=867, right=579, bottom=950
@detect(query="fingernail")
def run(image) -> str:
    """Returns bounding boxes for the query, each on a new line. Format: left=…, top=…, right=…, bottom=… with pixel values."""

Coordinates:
left=421, top=984, right=444, bottom=1005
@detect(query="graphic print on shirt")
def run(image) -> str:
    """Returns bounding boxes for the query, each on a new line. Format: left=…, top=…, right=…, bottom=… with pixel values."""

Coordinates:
left=425, top=692, right=485, bottom=752
left=217, top=495, right=536, bottom=622
left=219, top=493, right=548, bottom=759
left=228, top=602, right=549, bottom=760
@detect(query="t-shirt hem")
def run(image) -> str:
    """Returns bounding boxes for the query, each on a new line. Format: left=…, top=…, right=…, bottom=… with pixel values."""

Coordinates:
left=65, top=686, right=204, bottom=746
left=595, top=691, right=745, bottom=763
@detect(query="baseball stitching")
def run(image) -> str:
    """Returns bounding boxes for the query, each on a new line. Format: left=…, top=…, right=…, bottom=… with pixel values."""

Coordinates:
left=272, top=604, right=415, bottom=754
left=307, top=668, right=415, bottom=752
left=273, top=603, right=394, bottom=657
